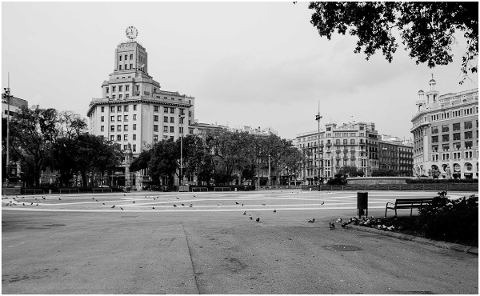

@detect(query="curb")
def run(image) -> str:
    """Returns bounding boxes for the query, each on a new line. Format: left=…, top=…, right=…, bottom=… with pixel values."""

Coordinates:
left=348, top=225, right=478, bottom=255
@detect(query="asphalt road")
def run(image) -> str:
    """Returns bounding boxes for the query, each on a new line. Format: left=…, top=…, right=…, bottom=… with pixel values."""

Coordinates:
left=2, top=190, right=478, bottom=294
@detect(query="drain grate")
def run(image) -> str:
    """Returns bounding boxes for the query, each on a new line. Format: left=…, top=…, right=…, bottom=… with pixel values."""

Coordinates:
left=323, top=245, right=362, bottom=252
left=44, top=224, right=66, bottom=227
left=26, top=227, right=50, bottom=229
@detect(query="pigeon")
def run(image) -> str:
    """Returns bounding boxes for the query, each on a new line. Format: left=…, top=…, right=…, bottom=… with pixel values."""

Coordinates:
left=111, top=205, right=115, bottom=208
left=59, top=198, right=61, bottom=200
left=121, top=207, right=123, bottom=210
left=22, top=203, right=25, bottom=206
left=31, top=202, right=33, bottom=205
left=5, top=203, right=8, bottom=206
left=124, top=194, right=126, bottom=196
left=96, top=199, right=98, bottom=202
left=308, top=218, right=315, bottom=223
left=235, top=202, right=239, bottom=205
left=243, top=211, right=247, bottom=215
left=217, top=203, right=221, bottom=206
left=42, top=196, right=45, bottom=200
left=35, top=198, right=37, bottom=200
left=273, top=209, right=276, bottom=213
left=262, top=204, right=266, bottom=206
left=182, top=204, right=185, bottom=206
left=173, top=205, right=177, bottom=207
left=329, top=222, right=335, bottom=230
left=341, top=222, right=348, bottom=228
left=189, top=204, right=192, bottom=207
left=242, top=204, right=244, bottom=206
left=92, top=197, right=95, bottom=200
left=176, top=197, right=179, bottom=199
left=336, top=218, right=342, bottom=223
left=153, top=207, right=155, bottom=209
left=250, top=216, right=253, bottom=220
left=193, top=195, right=196, bottom=198
left=321, top=202, right=324, bottom=205
left=103, top=203, right=105, bottom=205
left=256, top=218, right=260, bottom=222
left=36, top=203, right=38, bottom=206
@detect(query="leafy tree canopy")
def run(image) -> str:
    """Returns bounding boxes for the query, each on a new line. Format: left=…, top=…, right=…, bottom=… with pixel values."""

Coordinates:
left=308, top=2, right=478, bottom=84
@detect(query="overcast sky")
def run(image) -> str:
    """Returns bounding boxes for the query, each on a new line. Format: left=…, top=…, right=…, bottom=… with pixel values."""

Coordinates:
left=2, top=2, right=478, bottom=141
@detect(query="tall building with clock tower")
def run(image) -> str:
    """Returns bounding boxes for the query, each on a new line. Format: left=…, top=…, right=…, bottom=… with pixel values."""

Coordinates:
left=87, top=27, right=196, bottom=190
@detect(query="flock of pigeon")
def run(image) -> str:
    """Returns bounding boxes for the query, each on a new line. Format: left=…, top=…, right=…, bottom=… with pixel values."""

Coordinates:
left=4, top=191, right=346, bottom=229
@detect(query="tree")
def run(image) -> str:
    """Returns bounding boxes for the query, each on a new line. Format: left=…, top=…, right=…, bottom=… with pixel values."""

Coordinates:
left=7, top=106, right=58, bottom=187
left=308, top=2, right=478, bottom=84
left=148, top=140, right=179, bottom=187
left=74, top=134, right=123, bottom=187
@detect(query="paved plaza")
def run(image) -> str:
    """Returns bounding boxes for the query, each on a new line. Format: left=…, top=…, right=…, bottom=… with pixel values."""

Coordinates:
left=2, top=190, right=478, bottom=294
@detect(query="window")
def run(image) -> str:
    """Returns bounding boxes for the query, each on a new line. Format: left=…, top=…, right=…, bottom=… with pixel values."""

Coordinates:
left=101, top=126, right=104, bottom=132
left=442, top=144, right=449, bottom=151
left=453, top=142, right=461, bottom=149
left=117, top=125, right=121, bottom=132
left=101, top=107, right=105, bottom=112
left=133, top=134, right=136, bottom=140
left=179, top=127, right=184, bottom=134
left=154, top=115, right=159, bottom=122
left=112, top=95, right=116, bottom=99
left=464, top=131, right=473, bottom=139
left=130, top=54, right=133, bottom=59
left=101, top=116, right=104, bottom=122
left=179, top=117, right=184, bottom=124
left=110, top=135, right=115, bottom=141
left=111, top=125, right=114, bottom=132
left=179, top=109, right=184, bottom=115
left=119, top=94, right=123, bottom=99
left=343, top=139, right=347, bottom=145
left=432, top=136, right=438, bottom=143
left=431, top=126, right=438, bottom=134
left=116, top=106, right=121, bottom=112
left=442, top=134, right=449, bottom=142
left=154, top=135, right=158, bottom=142
left=189, top=111, right=192, bottom=117
left=124, top=125, right=128, bottom=131
left=124, top=134, right=128, bottom=141
left=126, top=85, right=129, bottom=92
left=164, top=107, right=168, bottom=113
left=124, top=105, right=128, bottom=112
left=453, top=123, right=461, bottom=131
left=111, top=106, right=115, bottom=112
left=119, top=55, right=122, bottom=61
left=170, top=108, right=175, bottom=114
left=133, top=144, right=136, bottom=152
left=442, top=125, right=449, bottom=132
left=117, top=135, right=121, bottom=141
left=111, top=116, right=115, bottom=122
left=119, top=86, right=123, bottom=92
left=133, top=124, right=136, bottom=131
left=163, top=126, right=168, bottom=132
left=133, top=104, right=136, bottom=111
left=163, top=116, right=168, bottom=123
left=136, top=85, right=139, bottom=91
left=464, top=121, right=472, bottom=129
left=170, top=126, right=174, bottom=133
left=154, top=106, right=159, bottom=112
left=453, top=133, right=461, bottom=140
left=335, top=139, right=340, bottom=145
left=106, top=88, right=109, bottom=94
left=170, top=117, right=174, bottom=123
left=124, top=115, right=128, bottom=122
left=189, top=128, right=194, bottom=134
left=154, top=125, right=158, bottom=132
left=117, top=115, right=122, bottom=121
left=133, top=114, right=137, bottom=121
left=124, top=55, right=127, bottom=60
left=465, top=141, right=473, bottom=149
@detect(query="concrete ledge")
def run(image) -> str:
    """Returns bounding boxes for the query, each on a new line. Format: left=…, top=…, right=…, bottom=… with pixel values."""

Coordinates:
left=348, top=225, right=477, bottom=255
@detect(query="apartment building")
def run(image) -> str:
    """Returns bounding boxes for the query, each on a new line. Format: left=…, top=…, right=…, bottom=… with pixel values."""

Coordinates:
left=411, top=76, right=478, bottom=179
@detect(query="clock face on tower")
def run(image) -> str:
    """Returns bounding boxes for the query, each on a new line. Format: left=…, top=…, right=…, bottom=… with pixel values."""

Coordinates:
left=126, top=26, right=138, bottom=39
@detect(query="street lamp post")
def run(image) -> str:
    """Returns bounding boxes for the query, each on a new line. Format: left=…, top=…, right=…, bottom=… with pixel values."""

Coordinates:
left=179, top=114, right=185, bottom=186
left=315, top=111, right=322, bottom=186
left=3, top=86, right=11, bottom=184
left=268, top=154, right=271, bottom=187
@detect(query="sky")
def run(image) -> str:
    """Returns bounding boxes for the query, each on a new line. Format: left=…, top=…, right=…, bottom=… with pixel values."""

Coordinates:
left=2, top=1, right=478, bottom=141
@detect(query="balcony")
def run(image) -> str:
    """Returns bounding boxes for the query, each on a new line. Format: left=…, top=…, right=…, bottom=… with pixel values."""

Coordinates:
left=326, top=143, right=332, bottom=147
left=335, top=149, right=341, bottom=154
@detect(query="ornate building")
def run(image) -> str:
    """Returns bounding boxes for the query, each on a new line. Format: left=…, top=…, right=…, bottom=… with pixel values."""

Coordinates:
left=411, top=76, right=478, bottom=179
left=87, top=27, right=196, bottom=189
left=296, top=121, right=380, bottom=183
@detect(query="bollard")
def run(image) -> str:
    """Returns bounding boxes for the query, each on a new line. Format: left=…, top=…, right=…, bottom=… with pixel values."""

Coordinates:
left=357, top=192, right=368, bottom=218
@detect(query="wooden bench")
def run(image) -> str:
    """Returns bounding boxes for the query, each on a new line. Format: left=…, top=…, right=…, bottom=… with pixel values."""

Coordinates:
left=385, top=198, right=434, bottom=217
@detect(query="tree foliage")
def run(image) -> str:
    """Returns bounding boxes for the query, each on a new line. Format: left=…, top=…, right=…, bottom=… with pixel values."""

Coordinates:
left=308, top=2, right=478, bottom=84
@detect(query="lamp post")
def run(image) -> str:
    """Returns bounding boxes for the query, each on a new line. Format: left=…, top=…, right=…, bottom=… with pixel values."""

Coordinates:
left=3, top=86, right=11, bottom=183
left=315, top=112, right=322, bottom=186
left=268, top=154, right=271, bottom=187
left=179, top=115, right=184, bottom=186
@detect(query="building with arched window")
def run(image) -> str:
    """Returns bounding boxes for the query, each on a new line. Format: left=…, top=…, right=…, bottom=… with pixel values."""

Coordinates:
left=411, top=76, right=478, bottom=179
